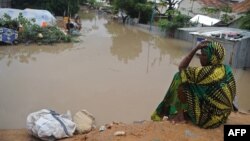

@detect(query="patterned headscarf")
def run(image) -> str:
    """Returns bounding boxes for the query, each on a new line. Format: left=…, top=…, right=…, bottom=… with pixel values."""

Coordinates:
left=202, top=41, right=225, bottom=65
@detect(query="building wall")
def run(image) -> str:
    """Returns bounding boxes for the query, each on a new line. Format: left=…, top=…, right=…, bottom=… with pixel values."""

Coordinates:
left=247, top=40, right=250, bottom=69
left=234, top=38, right=250, bottom=68
left=175, top=29, right=194, bottom=41
left=178, top=0, right=204, bottom=17
left=135, top=24, right=167, bottom=37
left=228, top=18, right=242, bottom=28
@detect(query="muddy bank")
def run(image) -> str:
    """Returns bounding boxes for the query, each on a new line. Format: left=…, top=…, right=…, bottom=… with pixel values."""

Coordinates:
left=0, top=112, right=250, bottom=141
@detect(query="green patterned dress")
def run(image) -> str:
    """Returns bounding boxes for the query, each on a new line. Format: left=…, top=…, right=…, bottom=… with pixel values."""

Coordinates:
left=151, top=41, right=236, bottom=129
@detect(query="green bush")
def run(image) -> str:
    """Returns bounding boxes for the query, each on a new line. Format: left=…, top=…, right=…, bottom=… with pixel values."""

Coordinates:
left=113, top=0, right=152, bottom=24
left=0, top=13, right=72, bottom=45
left=158, top=10, right=190, bottom=31
left=0, top=14, right=19, bottom=30
left=240, top=11, right=250, bottom=30
left=11, top=0, right=80, bottom=16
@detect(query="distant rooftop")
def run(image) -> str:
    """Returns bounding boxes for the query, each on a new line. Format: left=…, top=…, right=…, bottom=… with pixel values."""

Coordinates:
left=199, top=0, right=228, bottom=8
left=199, top=0, right=250, bottom=13
left=232, top=0, right=250, bottom=13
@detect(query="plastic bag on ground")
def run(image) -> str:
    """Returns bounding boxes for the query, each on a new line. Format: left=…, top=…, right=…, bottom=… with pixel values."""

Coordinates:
left=26, top=109, right=76, bottom=141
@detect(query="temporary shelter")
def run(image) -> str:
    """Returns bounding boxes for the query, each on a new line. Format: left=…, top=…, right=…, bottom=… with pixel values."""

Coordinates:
left=0, top=8, right=56, bottom=26
left=22, top=8, right=56, bottom=26
left=0, top=8, right=22, bottom=19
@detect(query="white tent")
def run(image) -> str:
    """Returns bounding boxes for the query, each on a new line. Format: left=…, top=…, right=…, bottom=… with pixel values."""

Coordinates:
left=0, top=8, right=23, bottom=19
left=0, top=8, right=56, bottom=26
left=22, top=8, right=56, bottom=26
left=190, top=14, right=220, bottom=26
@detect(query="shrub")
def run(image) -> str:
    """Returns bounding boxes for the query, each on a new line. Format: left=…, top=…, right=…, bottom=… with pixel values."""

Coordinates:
left=0, top=13, right=72, bottom=45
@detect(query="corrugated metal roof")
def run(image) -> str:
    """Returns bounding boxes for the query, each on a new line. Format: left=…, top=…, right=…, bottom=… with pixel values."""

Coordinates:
left=179, top=27, right=250, bottom=41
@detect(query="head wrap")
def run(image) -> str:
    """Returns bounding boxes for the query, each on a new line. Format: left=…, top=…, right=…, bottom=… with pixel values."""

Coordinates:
left=202, top=41, right=225, bottom=65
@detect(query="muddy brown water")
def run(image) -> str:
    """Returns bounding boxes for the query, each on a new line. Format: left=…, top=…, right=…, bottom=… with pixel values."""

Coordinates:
left=0, top=13, right=250, bottom=129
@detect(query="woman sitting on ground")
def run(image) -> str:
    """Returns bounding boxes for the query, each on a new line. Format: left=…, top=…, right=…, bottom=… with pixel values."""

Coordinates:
left=151, top=40, right=236, bottom=128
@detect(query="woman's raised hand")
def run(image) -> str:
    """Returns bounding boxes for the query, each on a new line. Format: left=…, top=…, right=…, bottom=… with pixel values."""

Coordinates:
left=196, top=40, right=210, bottom=50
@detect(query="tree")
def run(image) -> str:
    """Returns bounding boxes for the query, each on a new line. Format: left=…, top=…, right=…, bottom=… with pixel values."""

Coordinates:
left=107, top=0, right=114, bottom=4
left=113, top=0, right=131, bottom=24
left=135, top=3, right=152, bottom=23
left=201, top=7, right=220, bottom=17
left=158, top=10, right=190, bottom=37
left=113, top=0, right=151, bottom=24
left=158, top=0, right=179, bottom=21
left=0, top=13, right=72, bottom=44
left=79, top=0, right=88, bottom=4
left=89, top=0, right=97, bottom=8
left=240, top=11, right=250, bottom=30
left=153, top=0, right=167, bottom=16
left=220, top=5, right=233, bottom=24
left=11, top=0, right=80, bottom=16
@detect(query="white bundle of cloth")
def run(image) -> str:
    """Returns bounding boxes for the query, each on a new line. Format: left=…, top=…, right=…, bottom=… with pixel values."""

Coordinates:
left=26, top=109, right=76, bottom=141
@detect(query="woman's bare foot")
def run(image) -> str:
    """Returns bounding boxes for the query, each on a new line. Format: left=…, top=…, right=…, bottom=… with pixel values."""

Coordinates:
left=151, top=111, right=162, bottom=121
left=169, top=112, right=187, bottom=124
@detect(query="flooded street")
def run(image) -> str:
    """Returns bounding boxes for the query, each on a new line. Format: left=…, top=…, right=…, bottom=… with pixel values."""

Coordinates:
left=0, top=12, right=250, bottom=129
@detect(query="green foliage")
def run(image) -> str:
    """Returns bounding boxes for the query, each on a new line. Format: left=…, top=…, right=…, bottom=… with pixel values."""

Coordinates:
left=0, top=14, right=19, bottom=30
left=220, top=5, right=233, bottom=24
left=155, top=0, right=178, bottom=20
left=155, top=0, right=176, bottom=11
left=114, top=0, right=136, bottom=16
left=221, top=5, right=232, bottom=13
left=240, top=11, right=250, bottom=30
left=201, top=5, right=234, bottom=24
left=221, top=14, right=233, bottom=24
left=201, top=7, right=219, bottom=15
left=79, top=0, right=88, bottom=4
left=1, top=13, right=72, bottom=44
left=158, top=19, right=168, bottom=31
left=158, top=10, right=190, bottom=31
left=113, top=0, right=151, bottom=23
left=89, top=0, right=97, bottom=6
left=135, top=3, right=152, bottom=23
left=11, top=0, right=80, bottom=16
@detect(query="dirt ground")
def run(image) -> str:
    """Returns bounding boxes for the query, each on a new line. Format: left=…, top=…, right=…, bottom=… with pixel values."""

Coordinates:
left=1, top=112, right=250, bottom=141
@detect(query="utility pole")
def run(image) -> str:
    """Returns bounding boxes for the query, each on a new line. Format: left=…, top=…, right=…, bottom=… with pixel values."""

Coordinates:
left=150, top=0, right=156, bottom=31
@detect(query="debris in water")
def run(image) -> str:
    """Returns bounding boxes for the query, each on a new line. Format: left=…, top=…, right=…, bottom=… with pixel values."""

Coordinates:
left=99, top=125, right=106, bottom=132
left=133, top=120, right=145, bottom=124
left=185, top=129, right=197, bottom=138
left=114, top=131, right=126, bottom=136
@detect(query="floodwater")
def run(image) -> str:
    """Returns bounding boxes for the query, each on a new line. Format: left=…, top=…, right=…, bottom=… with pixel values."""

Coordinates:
left=0, top=12, right=250, bottom=129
